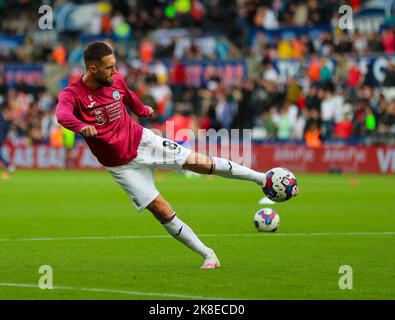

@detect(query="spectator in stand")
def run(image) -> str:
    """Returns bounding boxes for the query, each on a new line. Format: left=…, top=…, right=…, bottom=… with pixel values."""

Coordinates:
left=41, top=108, right=57, bottom=142
left=52, top=42, right=68, bottom=66
left=251, top=32, right=269, bottom=61
left=307, top=0, right=326, bottom=26
left=63, top=127, right=76, bottom=169
left=151, top=59, right=169, bottom=85
left=293, top=2, right=308, bottom=26
left=68, top=41, right=84, bottom=66
left=262, top=63, right=279, bottom=85
left=335, top=32, right=353, bottom=54
left=308, top=56, right=322, bottom=83
left=364, top=107, right=376, bottom=135
left=26, top=102, right=43, bottom=144
left=291, top=36, right=306, bottom=59
left=306, top=86, right=321, bottom=112
left=0, top=76, right=7, bottom=105
left=352, top=32, right=367, bottom=56
left=0, top=106, right=15, bottom=179
left=320, top=58, right=333, bottom=90
left=352, top=98, right=370, bottom=136
left=276, top=104, right=294, bottom=140
left=215, top=91, right=238, bottom=130
left=347, top=61, right=364, bottom=101
left=319, top=32, right=334, bottom=57
left=277, top=39, right=294, bottom=59
left=292, top=109, right=307, bottom=141
left=320, top=89, right=337, bottom=139
left=383, top=63, right=395, bottom=87
left=253, top=5, right=278, bottom=29
left=285, top=78, right=302, bottom=105
left=382, top=28, right=395, bottom=55
left=262, top=5, right=279, bottom=30
left=165, top=102, right=196, bottom=142
left=139, top=37, right=155, bottom=66
left=334, top=113, right=353, bottom=139
left=304, top=121, right=322, bottom=148
left=261, top=107, right=278, bottom=140
left=367, top=32, right=384, bottom=54
left=171, top=59, right=187, bottom=102
left=378, top=100, right=395, bottom=134
left=148, top=74, right=173, bottom=122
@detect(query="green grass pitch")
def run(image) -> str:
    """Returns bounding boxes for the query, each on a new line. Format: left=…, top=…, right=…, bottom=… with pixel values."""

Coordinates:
left=0, top=170, right=394, bottom=299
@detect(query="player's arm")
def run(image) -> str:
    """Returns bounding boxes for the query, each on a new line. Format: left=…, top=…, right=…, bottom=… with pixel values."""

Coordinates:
left=56, top=92, right=97, bottom=137
left=119, top=76, right=154, bottom=118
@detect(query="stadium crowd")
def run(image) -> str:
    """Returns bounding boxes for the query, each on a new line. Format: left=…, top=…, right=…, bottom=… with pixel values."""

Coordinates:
left=0, top=0, right=395, bottom=148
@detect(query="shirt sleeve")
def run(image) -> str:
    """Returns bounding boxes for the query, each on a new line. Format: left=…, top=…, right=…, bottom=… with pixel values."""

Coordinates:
left=56, top=91, right=87, bottom=133
left=118, top=75, right=151, bottom=118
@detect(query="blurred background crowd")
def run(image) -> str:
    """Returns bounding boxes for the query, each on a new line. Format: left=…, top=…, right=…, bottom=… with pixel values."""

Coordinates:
left=1, top=0, right=395, bottom=148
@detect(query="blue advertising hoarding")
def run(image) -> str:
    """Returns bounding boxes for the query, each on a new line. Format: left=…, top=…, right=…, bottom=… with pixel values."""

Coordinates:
left=4, top=64, right=44, bottom=88
left=273, top=55, right=395, bottom=86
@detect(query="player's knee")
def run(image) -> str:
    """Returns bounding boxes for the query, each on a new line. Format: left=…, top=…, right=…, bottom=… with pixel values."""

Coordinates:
left=147, top=195, right=174, bottom=223
left=147, top=196, right=165, bottom=212
left=184, top=152, right=212, bottom=173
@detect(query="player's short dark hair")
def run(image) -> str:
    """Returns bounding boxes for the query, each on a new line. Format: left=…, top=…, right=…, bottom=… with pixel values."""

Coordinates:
left=83, top=41, right=113, bottom=66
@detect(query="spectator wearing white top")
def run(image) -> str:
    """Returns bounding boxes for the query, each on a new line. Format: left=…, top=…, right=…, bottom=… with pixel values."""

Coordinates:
left=320, top=90, right=338, bottom=139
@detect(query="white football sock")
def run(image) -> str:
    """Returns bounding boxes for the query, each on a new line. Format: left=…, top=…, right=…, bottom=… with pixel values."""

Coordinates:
left=163, top=214, right=212, bottom=258
left=211, top=157, right=265, bottom=185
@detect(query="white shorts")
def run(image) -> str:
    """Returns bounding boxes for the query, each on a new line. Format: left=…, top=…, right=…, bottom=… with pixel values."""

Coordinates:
left=105, top=128, right=192, bottom=211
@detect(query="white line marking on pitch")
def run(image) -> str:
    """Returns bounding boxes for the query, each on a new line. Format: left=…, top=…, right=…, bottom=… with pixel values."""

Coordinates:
left=0, top=283, right=232, bottom=300
left=0, top=232, right=394, bottom=243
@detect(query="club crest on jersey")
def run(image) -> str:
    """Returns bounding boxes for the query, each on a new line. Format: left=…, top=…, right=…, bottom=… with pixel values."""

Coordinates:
left=91, top=107, right=107, bottom=125
left=113, top=91, right=120, bottom=101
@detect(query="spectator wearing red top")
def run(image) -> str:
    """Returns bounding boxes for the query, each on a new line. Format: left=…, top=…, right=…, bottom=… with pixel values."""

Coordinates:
left=171, top=59, right=187, bottom=102
left=165, top=103, right=195, bottom=144
left=348, top=62, right=363, bottom=88
left=382, top=28, right=395, bottom=55
left=350, top=0, right=361, bottom=10
left=348, top=62, right=363, bottom=101
left=334, top=114, right=353, bottom=139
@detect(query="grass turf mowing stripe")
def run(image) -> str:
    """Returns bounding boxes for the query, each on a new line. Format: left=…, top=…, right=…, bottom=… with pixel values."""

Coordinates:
left=0, top=231, right=394, bottom=243
left=0, top=283, right=233, bottom=300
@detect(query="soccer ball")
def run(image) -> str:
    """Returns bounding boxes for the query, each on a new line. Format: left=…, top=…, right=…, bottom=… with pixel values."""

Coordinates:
left=263, top=167, right=299, bottom=202
left=254, top=208, right=280, bottom=232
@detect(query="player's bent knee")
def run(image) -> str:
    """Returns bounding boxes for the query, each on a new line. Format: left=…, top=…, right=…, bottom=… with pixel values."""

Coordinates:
left=147, top=195, right=175, bottom=224
left=183, top=152, right=212, bottom=174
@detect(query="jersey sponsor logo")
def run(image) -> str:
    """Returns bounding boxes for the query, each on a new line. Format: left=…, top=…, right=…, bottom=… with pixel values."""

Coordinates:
left=87, top=101, right=96, bottom=109
left=112, top=90, right=120, bottom=101
left=87, top=95, right=96, bottom=108
left=90, top=107, right=107, bottom=125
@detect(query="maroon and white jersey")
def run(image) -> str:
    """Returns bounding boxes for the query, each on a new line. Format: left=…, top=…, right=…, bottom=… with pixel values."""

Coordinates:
left=56, top=72, right=151, bottom=167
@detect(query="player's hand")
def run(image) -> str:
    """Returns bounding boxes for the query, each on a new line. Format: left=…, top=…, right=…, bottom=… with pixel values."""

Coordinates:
left=80, top=125, right=97, bottom=137
left=146, top=106, right=154, bottom=118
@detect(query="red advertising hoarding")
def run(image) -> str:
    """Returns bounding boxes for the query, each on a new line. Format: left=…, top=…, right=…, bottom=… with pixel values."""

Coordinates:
left=1, top=142, right=395, bottom=174
left=251, top=145, right=395, bottom=174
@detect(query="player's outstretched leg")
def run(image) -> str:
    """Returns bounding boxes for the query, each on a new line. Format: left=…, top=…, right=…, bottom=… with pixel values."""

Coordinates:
left=147, top=195, right=220, bottom=269
left=183, top=152, right=265, bottom=186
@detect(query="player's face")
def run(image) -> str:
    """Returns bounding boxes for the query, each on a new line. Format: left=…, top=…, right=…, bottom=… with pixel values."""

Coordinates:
left=92, top=54, right=117, bottom=86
